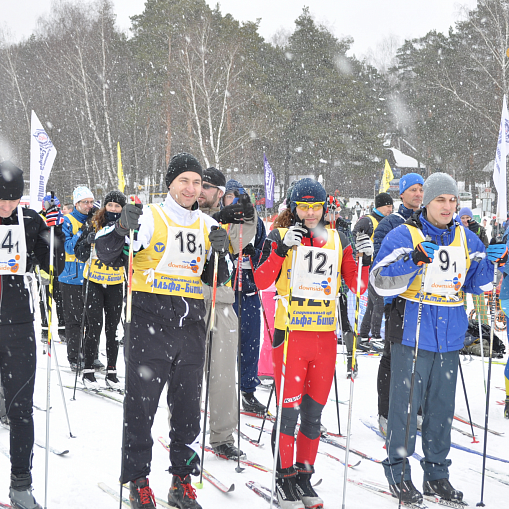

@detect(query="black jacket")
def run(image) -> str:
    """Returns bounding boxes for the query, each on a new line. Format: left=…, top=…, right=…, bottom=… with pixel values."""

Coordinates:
left=0, top=208, right=65, bottom=325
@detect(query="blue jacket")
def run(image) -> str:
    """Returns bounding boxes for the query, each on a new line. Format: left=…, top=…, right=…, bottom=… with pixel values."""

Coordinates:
left=373, top=204, right=416, bottom=259
left=58, top=209, right=89, bottom=285
left=371, top=210, right=494, bottom=353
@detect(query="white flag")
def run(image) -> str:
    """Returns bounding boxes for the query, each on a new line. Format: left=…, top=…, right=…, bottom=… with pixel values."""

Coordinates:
left=493, top=95, right=509, bottom=221
left=30, top=111, right=57, bottom=210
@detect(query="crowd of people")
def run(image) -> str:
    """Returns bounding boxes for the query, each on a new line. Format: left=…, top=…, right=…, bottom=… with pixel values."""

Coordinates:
left=0, top=155, right=508, bottom=509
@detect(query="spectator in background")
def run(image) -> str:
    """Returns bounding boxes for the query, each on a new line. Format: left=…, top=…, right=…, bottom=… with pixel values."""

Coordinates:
left=62, top=203, right=74, bottom=215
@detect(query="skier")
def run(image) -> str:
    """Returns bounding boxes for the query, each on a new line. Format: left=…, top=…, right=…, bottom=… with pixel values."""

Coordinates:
left=193, top=166, right=248, bottom=458
left=223, top=179, right=267, bottom=415
left=254, top=178, right=371, bottom=509
left=0, top=162, right=65, bottom=509
left=457, top=207, right=489, bottom=247
left=95, top=153, right=232, bottom=509
left=372, top=173, right=424, bottom=435
left=371, top=172, right=506, bottom=504
left=354, top=192, right=393, bottom=348
left=74, top=190, right=127, bottom=391
left=59, top=185, right=95, bottom=371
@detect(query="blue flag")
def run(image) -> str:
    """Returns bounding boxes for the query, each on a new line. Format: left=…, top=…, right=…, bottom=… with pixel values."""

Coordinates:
left=263, top=153, right=275, bottom=209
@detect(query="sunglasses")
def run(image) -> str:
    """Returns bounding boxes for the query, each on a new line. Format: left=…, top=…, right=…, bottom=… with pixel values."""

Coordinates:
left=202, top=183, right=219, bottom=190
left=296, top=201, right=325, bottom=211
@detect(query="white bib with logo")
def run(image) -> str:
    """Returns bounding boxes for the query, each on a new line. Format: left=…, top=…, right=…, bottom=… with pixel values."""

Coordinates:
left=291, top=233, right=339, bottom=301
left=0, top=206, right=27, bottom=276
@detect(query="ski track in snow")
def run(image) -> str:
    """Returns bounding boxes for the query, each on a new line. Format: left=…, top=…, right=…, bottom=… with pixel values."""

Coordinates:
left=0, top=288, right=508, bottom=507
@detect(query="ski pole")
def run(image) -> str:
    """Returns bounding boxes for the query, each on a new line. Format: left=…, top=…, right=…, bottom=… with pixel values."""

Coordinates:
left=458, top=358, right=478, bottom=443
left=119, top=224, right=135, bottom=509
left=477, top=263, right=499, bottom=507
left=71, top=245, right=94, bottom=400
left=197, top=245, right=220, bottom=487
left=477, top=294, right=486, bottom=393
left=398, top=252, right=429, bottom=509
left=335, top=294, right=347, bottom=437
left=341, top=253, right=363, bottom=509
left=44, top=193, right=56, bottom=509
left=235, top=221, right=245, bottom=473
left=256, top=382, right=275, bottom=444
left=270, top=244, right=298, bottom=509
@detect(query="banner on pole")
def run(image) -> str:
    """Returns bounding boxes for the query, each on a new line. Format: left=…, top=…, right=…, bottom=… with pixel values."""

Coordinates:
left=117, top=142, right=126, bottom=193
left=493, top=95, right=509, bottom=221
left=30, top=111, right=57, bottom=210
left=379, top=159, right=394, bottom=193
left=263, top=153, right=275, bottom=209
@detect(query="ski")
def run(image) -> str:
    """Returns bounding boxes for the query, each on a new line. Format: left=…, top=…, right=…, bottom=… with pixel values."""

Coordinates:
left=238, top=428, right=262, bottom=447
left=99, top=482, right=174, bottom=509
left=319, top=433, right=383, bottom=463
left=246, top=481, right=280, bottom=507
left=0, top=503, right=12, bottom=508
left=453, top=414, right=503, bottom=436
left=158, top=438, right=235, bottom=493
left=328, top=397, right=349, bottom=405
left=451, top=425, right=476, bottom=439
left=62, top=384, right=124, bottom=404
left=34, top=440, right=69, bottom=456
left=202, top=445, right=271, bottom=472
left=241, top=410, right=275, bottom=422
left=469, top=468, right=509, bottom=487
left=486, top=466, right=509, bottom=479
left=347, top=478, right=428, bottom=508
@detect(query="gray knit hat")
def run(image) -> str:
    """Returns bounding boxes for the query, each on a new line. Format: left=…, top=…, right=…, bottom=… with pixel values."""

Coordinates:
left=422, top=172, right=458, bottom=207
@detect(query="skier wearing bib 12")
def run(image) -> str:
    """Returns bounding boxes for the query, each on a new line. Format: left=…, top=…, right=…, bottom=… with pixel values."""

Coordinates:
left=371, top=172, right=507, bottom=505
left=254, top=179, right=371, bottom=509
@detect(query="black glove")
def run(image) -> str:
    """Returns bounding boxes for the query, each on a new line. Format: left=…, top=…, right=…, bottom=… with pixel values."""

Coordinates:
left=238, top=194, right=255, bottom=221
left=86, top=232, right=96, bottom=244
left=243, top=243, right=256, bottom=257
left=216, top=203, right=245, bottom=224
left=87, top=206, right=99, bottom=219
left=467, top=219, right=479, bottom=234
left=411, top=241, right=438, bottom=266
left=209, top=226, right=229, bottom=255
left=115, top=203, right=143, bottom=236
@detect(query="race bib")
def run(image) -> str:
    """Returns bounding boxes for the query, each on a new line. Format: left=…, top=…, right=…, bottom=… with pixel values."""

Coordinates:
left=0, top=206, right=27, bottom=275
left=423, top=244, right=466, bottom=296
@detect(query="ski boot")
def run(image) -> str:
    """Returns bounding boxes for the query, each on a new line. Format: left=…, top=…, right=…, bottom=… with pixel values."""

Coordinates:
left=378, top=415, right=388, bottom=437
left=295, top=463, right=323, bottom=509
left=129, top=477, right=156, bottom=508
left=275, top=467, right=305, bottom=509
left=9, top=472, right=42, bottom=509
left=504, top=397, right=509, bottom=419
left=241, top=391, right=266, bottom=414
left=82, top=369, right=101, bottom=391
left=423, top=478, right=463, bottom=502
left=167, top=474, right=202, bottom=509
left=93, top=358, right=105, bottom=371
left=105, top=369, right=123, bottom=391
left=212, top=443, right=245, bottom=459
left=389, top=479, right=423, bottom=504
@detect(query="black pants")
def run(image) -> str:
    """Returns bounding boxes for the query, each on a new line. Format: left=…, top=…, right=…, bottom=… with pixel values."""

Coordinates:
left=61, top=282, right=87, bottom=364
left=121, top=314, right=205, bottom=483
left=377, top=303, right=394, bottom=418
left=360, top=282, right=384, bottom=338
left=0, top=322, right=36, bottom=475
left=39, top=279, right=65, bottom=328
left=83, top=281, right=122, bottom=370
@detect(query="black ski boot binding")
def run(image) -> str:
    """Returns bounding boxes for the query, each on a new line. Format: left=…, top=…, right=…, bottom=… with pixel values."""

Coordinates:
left=389, top=479, right=423, bottom=504
left=423, top=478, right=463, bottom=502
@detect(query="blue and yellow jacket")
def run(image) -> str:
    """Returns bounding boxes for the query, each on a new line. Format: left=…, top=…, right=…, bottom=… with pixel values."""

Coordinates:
left=58, top=208, right=89, bottom=285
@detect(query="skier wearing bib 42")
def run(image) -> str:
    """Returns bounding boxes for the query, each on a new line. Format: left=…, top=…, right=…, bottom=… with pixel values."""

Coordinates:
left=371, top=172, right=506, bottom=505
left=254, top=179, right=371, bottom=509
left=95, top=153, right=232, bottom=509
left=0, top=162, right=65, bottom=509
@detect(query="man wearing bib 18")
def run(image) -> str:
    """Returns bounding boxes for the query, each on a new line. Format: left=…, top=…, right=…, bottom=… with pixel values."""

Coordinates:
left=371, top=172, right=507, bottom=505
left=254, top=179, right=371, bottom=509
left=95, top=153, right=232, bottom=509
left=0, top=162, right=65, bottom=509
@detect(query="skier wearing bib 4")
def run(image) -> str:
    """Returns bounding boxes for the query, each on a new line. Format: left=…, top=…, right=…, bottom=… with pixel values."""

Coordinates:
left=254, top=179, right=371, bottom=509
left=95, top=153, right=232, bottom=509
left=371, top=172, right=506, bottom=505
left=0, top=162, right=65, bottom=509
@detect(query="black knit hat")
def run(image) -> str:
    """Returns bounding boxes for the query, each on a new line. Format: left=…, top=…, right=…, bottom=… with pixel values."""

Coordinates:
left=203, top=167, right=226, bottom=189
left=0, top=161, right=24, bottom=200
left=104, top=190, right=126, bottom=208
left=290, top=178, right=327, bottom=215
left=165, top=153, right=203, bottom=188
left=375, top=192, right=393, bottom=209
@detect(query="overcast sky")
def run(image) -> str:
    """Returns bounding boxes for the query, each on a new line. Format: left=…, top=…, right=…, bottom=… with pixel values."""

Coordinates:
left=2, top=0, right=478, bottom=55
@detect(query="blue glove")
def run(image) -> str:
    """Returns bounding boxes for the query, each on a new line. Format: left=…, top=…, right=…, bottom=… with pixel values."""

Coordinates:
left=412, top=241, right=439, bottom=266
left=486, top=243, right=508, bottom=265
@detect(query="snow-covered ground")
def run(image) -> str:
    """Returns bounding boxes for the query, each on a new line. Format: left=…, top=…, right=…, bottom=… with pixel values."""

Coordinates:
left=0, top=295, right=508, bottom=507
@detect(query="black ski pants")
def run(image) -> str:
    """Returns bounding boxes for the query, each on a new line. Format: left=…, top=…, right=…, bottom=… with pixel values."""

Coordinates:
left=0, top=322, right=36, bottom=475
left=377, top=304, right=392, bottom=418
left=61, top=282, right=86, bottom=364
left=83, top=281, right=122, bottom=370
left=360, top=281, right=384, bottom=338
left=121, top=314, right=205, bottom=483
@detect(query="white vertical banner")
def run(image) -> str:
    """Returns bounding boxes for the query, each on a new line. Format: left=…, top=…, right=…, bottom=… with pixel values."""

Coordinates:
left=493, top=95, right=509, bottom=221
left=30, top=111, right=57, bottom=210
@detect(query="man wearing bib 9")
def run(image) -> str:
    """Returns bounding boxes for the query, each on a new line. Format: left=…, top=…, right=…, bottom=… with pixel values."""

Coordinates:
left=254, top=179, right=371, bottom=509
left=371, top=172, right=507, bottom=505
left=95, top=153, right=232, bottom=509
left=0, top=162, right=65, bottom=509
